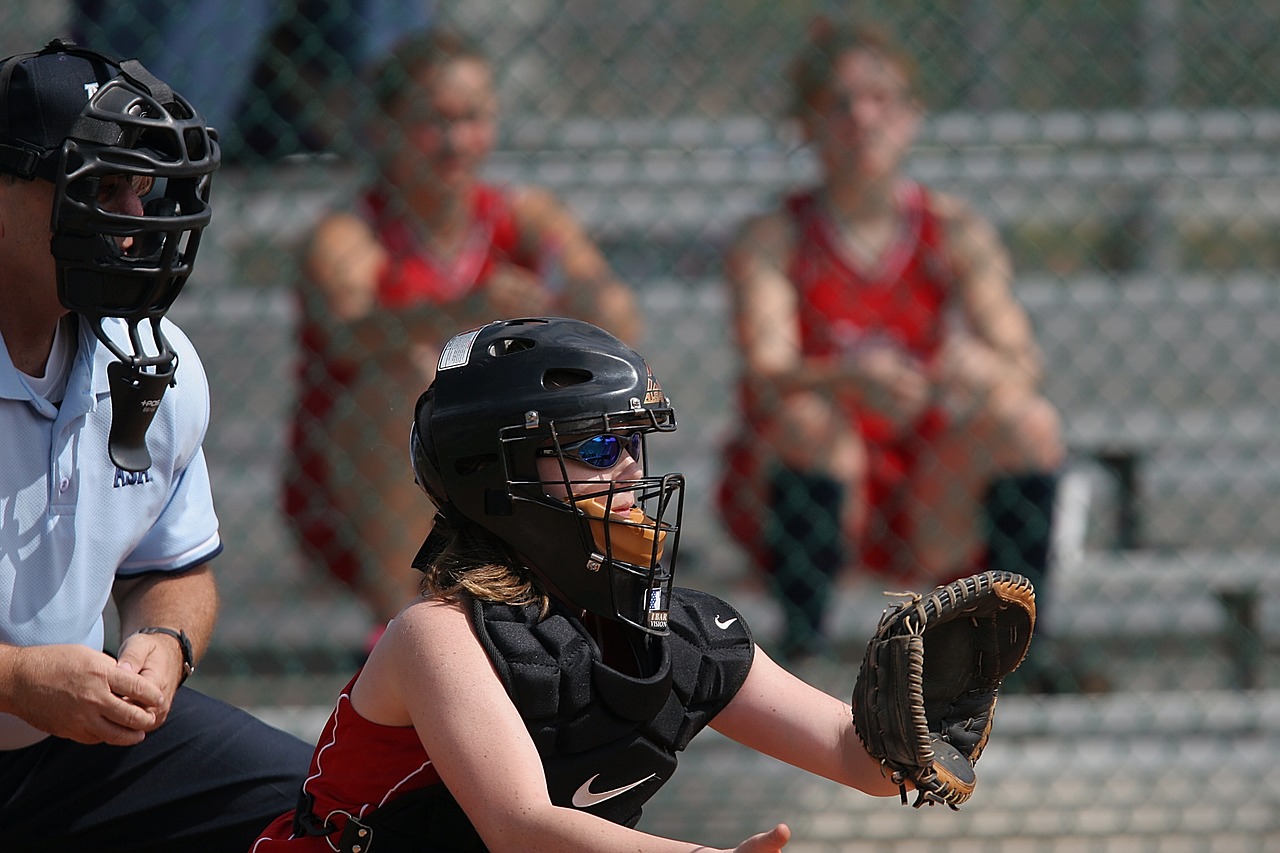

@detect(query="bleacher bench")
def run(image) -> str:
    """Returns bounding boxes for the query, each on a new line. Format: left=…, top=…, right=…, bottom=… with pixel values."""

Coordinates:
left=182, top=108, right=1280, bottom=683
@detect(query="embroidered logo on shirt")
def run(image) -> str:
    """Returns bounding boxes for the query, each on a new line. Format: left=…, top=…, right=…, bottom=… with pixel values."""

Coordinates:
left=571, top=773, right=658, bottom=808
left=113, top=468, right=152, bottom=488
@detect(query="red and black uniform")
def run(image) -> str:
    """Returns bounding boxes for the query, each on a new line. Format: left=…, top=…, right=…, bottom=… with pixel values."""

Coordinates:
left=787, top=181, right=955, bottom=572
left=282, top=184, right=542, bottom=586
left=250, top=588, right=754, bottom=851
left=719, top=180, right=957, bottom=576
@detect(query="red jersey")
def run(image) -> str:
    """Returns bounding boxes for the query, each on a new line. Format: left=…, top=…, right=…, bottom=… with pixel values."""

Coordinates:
left=787, top=181, right=953, bottom=445
left=364, top=183, right=533, bottom=307
left=717, top=181, right=956, bottom=575
left=283, top=183, right=542, bottom=586
left=250, top=676, right=440, bottom=852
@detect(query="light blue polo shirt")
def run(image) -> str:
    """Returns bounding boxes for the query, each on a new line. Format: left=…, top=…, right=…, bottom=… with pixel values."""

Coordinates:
left=1, top=315, right=222, bottom=747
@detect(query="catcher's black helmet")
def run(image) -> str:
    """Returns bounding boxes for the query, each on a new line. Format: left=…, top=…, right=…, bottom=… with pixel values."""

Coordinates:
left=411, top=317, right=683, bottom=635
left=0, top=39, right=221, bottom=470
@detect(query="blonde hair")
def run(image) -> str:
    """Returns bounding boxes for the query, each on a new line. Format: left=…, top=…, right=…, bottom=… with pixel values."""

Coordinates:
left=418, top=513, right=550, bottom=615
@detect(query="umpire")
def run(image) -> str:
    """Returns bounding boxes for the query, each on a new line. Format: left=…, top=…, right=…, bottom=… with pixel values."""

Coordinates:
left=0, top=40, right=310, bottom=850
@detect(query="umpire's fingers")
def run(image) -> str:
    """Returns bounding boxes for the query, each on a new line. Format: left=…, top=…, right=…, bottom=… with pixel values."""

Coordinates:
left=107, top=660, right=166, bottom=711
left=115, top=634, right=181, bottom=700
left=59, top=671, right=159, bottom=746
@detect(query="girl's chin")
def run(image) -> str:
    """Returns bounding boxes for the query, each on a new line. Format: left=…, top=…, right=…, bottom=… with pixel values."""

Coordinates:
left=398, top=166, right=473, bottom=192
left=433, top=161, right=475, bottom=183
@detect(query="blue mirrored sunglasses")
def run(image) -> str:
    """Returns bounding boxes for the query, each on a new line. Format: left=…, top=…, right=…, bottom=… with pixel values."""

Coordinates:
left=536, top=432, right=643, bottom=469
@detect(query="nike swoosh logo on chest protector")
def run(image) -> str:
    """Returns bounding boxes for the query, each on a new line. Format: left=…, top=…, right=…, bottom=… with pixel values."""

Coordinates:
left=571, top=772, right=658, bottom=808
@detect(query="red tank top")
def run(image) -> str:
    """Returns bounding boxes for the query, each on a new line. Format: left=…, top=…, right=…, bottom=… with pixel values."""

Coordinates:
left=284, top=183, right=540, bottom=585
left=250, top=676, right=440, bottom=851
left=718, top=183, right=959, bottom=576
left=786, top=181, right=954, bottom=444
left=299, top=182, right=537, bottom=388
left=365, top=183, right=532, bottom=307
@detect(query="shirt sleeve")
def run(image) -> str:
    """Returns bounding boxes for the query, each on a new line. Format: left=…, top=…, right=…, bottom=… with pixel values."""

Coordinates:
left=115, top=320, right=223, bottom=576
left=116, top=444, right=223, bottom=575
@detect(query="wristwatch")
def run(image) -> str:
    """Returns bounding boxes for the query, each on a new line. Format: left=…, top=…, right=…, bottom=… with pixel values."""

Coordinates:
left=137, top=626, right=196, bottom=684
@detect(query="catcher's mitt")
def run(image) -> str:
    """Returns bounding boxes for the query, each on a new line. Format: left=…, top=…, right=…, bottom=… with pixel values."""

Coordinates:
left=852, top=570, right=1035, bottom=809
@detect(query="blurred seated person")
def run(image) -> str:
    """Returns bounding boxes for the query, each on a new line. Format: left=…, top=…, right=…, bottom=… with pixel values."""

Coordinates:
left=718, top=19, right=1064, bottom=661
left=284, top=29, right=640, bottom=639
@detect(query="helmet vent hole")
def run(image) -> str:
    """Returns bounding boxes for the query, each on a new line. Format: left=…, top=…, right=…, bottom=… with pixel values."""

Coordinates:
left=488, top=337, right=536, bottom=357
left=453, top=454, right=496, bottom=476
left=543, top=368, right=592, bottom=389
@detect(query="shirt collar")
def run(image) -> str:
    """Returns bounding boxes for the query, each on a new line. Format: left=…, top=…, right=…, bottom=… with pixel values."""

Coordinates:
left=87, top=318, right=122, bottom=396
left=0, top=327, right=26, bottom=401
left=0, top=316, right=114, bottom=408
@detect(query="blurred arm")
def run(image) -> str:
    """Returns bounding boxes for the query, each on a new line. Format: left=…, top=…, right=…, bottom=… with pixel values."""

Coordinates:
left=937, top=193, right=1045, bottom=393
left=511, top=185, right=642, bottom=346
left=726, top=212, right=903, bottom=411
left=301, top=211, right=461, bottom=372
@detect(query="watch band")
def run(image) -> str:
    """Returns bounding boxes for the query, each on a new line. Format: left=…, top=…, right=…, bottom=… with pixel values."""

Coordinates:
left=136, top=626, right=196, bottom=684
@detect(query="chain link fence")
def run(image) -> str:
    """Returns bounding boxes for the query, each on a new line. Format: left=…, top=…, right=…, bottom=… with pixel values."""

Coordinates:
left=6, top=0, right=1280, bottom=849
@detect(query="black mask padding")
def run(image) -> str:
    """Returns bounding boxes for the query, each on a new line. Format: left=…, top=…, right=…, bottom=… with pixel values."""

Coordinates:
left=133, top=195, right=179, bottom=259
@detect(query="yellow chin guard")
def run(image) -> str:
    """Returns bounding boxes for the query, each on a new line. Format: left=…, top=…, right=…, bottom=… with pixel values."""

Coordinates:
left=572, top=496, right=667, bottom=566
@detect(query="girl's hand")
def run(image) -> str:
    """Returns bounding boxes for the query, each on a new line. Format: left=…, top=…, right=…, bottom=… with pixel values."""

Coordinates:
left=484, top=263, right=555, bottom=318
left=729, top=823, right=791, bottom=853
left=844, top=344, right=931, bottom=428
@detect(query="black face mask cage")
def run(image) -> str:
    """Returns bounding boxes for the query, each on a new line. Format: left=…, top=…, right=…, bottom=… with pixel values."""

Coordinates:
left=497, top=408, right=683, bottom=635
left=52, top=147, right=215, bottom=322
left=598, top=471, right=684, bottom=634
left=52, top=175, right=209, bottom=327
left=41, top=58, right=220, bottom=472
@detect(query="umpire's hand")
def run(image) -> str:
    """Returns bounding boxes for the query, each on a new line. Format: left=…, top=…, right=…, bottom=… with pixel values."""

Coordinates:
left=2, top=644, right=162, bottom=745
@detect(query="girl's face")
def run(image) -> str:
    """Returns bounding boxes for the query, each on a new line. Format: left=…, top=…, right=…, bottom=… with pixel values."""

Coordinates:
left=381, top=56, right=498, bottom=193
left=804, top=48, right=920, bottom=183
left=536, top=432, right=645, bottom=513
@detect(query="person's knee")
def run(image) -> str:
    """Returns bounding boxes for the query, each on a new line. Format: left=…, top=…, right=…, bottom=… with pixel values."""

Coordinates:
left=1017, top=396, right=1065, bottom=470
left=910, top=538, right=980, bottom=584
left=979, top=391, right=1064, bottom=472
left=762, top=392, right=845, bottom=469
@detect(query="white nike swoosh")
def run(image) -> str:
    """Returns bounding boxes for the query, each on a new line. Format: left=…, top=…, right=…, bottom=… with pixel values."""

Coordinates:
left=715, top=615, right=738, bottom=630
left=571, top=772, right=658, bottom=808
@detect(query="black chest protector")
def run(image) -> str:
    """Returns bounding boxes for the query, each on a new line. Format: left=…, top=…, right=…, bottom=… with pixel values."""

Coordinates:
left=307, top=587, right=753, bottom=852
left=474, top=586, right=754, bottom=827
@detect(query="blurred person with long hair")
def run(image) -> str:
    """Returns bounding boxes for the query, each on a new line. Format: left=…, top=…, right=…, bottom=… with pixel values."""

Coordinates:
left=718, top=19, right=1064, bottom=662
left=283, top=29, right=640, bottom=642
